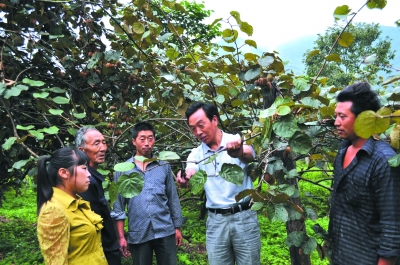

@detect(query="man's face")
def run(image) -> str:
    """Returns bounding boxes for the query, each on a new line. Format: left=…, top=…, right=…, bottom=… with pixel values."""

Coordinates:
left=80, top=130, right=107, bottom=168
left=334, top=101, right=358, bottom=141
left=188, top=108, right=218, bottom=145
left=132, top=130, right=155, bottom=158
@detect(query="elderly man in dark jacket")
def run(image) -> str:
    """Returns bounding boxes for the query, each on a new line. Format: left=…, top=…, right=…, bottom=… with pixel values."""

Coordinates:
left=76, top=127, right=121, bottom=265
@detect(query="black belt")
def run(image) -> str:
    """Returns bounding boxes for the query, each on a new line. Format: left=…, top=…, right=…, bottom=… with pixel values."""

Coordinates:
left=208, top=200, right=252, bottom=215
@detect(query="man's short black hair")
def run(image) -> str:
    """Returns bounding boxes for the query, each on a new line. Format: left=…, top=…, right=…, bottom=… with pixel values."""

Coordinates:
left=336, top=82, right=381, bottom=116
left=131, top=122, right=156, bottom=139
left=185, top=102, right=219, bottom=121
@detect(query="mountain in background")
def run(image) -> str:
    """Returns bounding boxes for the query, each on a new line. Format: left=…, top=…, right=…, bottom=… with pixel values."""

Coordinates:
left=275, top=25, right=400, bottom=77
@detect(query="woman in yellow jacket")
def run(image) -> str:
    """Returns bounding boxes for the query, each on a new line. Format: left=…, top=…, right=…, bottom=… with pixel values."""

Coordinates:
left=36, top=147, right=108, bottom=265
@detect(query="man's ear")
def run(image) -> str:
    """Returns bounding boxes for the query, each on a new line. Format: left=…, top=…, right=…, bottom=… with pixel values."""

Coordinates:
left=212, top=115, right=218, bottom=125
left=58, top=168, right=70, bottom=180
left=131, top=138, right=136, bottom=147
left=78, top=146, right=84, bottom=151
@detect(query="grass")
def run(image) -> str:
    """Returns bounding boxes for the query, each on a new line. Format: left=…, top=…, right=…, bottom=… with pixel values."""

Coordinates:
left=0, top=164, right=332, bottom=265
left=0, top=184, right=43, bottom=265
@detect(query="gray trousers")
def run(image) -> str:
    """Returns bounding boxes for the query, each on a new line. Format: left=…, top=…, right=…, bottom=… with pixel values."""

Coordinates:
left=206, top=209, right=261, bottom=265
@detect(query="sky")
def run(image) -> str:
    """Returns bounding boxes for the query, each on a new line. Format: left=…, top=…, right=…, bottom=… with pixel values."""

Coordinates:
left=197, top=0, right=400, bottom=51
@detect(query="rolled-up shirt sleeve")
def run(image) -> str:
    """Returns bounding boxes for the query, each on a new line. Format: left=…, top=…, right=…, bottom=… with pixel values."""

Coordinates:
left=110, top=171, right=127, bottom=220
left=165, top=164, right=184, bottom=228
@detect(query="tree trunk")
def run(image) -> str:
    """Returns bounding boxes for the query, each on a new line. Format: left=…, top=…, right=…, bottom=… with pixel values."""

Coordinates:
left=263, top=83, right=311, bottom=265
left=282, top=151, right=311, bottom=265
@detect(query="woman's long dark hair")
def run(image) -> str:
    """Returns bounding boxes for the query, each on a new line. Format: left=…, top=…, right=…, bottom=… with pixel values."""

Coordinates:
left=36, top=147, right=89, bottom=215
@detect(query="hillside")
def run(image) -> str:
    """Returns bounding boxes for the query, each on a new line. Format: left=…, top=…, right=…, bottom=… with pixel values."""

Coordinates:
left=270, top=26, right=400, bottom=75
left=275, top=25, right=400, bottom=76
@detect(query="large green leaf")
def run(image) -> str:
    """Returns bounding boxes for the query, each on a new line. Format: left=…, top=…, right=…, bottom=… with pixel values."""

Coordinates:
left=286, top=231, right=305, bottom=247
left=245, top=39, right=257, bottom=48
left=134, top=156, right=158, bottom=163
left=114, top=162, right=135, bottom=172
left=251, top=202, right=264, bottom=211
left=221, top=46, right=236, bottom=52
left=166, top=48, right=179, bottom=60
left=276, top=105, right=291, bottom=116
left=49, top=109, right=64, bottom=115
left=389, top=153, right=400, bottom=167
left=293, top=78, right=309, bottom=92
left=42, top=126, right=59, bottom=135
left=306, top=208, right=318, bottom=221
left=68, top=128, right=77, bottom=137
left=222, top=29, right=238, bottom=43
left=52, top=96, right=70, bottom=104
left=300, top=97, right=321, bottom=108
left=333, top=5, right=351, bottom=20
left=29, top=130, right=44, bottom=140
left=219, top=163, right=244, bottom=185
left=268, top=203, right=289, bottom=222
left=235, top=189, right=254, bottom=202
left=12, top=159, right=30, bottom=169
left=2, top=137, right=17, bottom=150
left=273, top=115, right=297, bottom=138
left=286, top=204, right=303, bottom=220
left=259, top=108, right=276, bottom=118
left=73, top=113, right=86, bottom=119
left=390, top=124, right=400, bottom=149
left=382, top=75, right=400, bottom=85
left=258, top=56, right=274, bottom=67
left=49, top=87, right=65, bottom=93
left=87, top=52, right=102, bottom=68
left=289, top=132, right=312, bottom=155
left=260, top=98, right=293, bottom=118
left=244, top=67, right=260, bottom=81
left=230, top=11, right=241, bottom=24
left=239, top=22, right=253, bottom=36
left=109, top=182, right=118, bottom=205
left=4, top=85, right=29, bottom=99
left=272, top=193, right=290, bottom=204
left=158, top=151, right=180, bottom=161
left=286, top=169, right=298, bottom=179
left=98, top=169, right=110, bottom=177
left=301, top=237, right=317, bottom=255
left=16, top=125, right=34, bottom=130
left=117, top=173, right=144, bottom=198
left=132, top=22, right=145, bottom=34
left=159, top=33, right=173, bottom=42
left=367, top=0, right=386, bottom=9
left=148, top=21, right=161, bottom=35
left=22, top=78, right=45, bottom=87
left=33, top=92, right=49, bottom=98
left=104, top=50, right=121, bottom=61
left=0, top=83, right=6, bottom=95
left=215, top=94, right=225, bottom=104
left=306, top=50, right=320, bottom=61
left=325, top=54, right=341, bottom=62
left=338, top=32, right=354, bottom=47
left=279, top=185, right=296, bottom=197
left=354, top=108, right=391, bottom=139
left=190, top=170, right=207, bottom=195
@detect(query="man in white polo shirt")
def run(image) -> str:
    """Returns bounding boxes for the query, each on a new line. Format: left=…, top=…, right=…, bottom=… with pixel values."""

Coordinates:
left=177, top=102, right=260, bottom=265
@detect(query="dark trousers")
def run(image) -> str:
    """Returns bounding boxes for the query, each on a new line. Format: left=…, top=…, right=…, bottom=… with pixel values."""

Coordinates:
left=129, top=234, right=177, bottom=265
left=105, top=248, right=122, bottom=265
